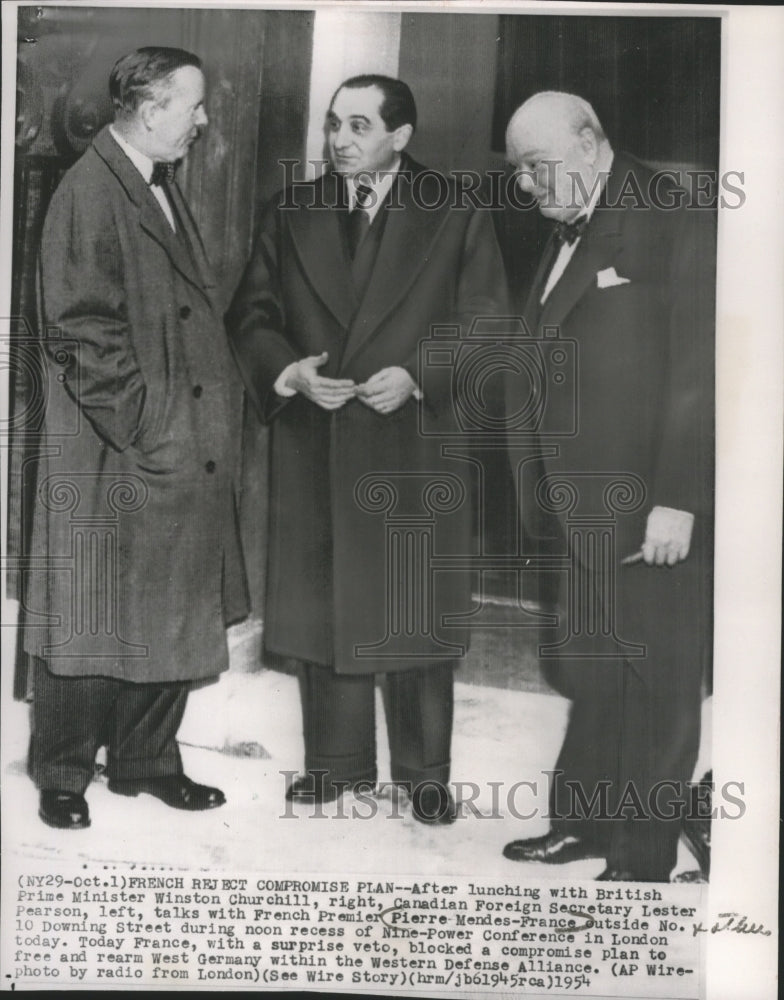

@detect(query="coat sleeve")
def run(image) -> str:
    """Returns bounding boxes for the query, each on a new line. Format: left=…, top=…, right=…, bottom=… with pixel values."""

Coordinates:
left=39, top=180, right=147, bottom=453
left=652, top=206, right=717, bottom=519
left=224, top=196, right=301, bottom=424
left=408, top=205, right=511, bottom=418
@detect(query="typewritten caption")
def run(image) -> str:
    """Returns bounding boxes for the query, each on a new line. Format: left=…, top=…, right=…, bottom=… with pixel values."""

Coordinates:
left=3, top=860, right=743, bottom=995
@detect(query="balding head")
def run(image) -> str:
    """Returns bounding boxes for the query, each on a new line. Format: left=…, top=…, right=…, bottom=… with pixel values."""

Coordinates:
left=507, top=92, right=605, bottom=155
left=506, top=91, right=612, bottom=221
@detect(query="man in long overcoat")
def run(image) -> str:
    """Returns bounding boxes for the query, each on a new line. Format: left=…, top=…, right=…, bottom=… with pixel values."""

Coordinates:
left=502, top=92, right=715, bottom=880
left=226, top=75, right=508, bottom=823
left=26, top=47, right=248, bottom=829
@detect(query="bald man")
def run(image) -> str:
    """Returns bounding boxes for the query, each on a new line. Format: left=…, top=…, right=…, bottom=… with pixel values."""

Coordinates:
left=503, top=92, right=715, bottom=881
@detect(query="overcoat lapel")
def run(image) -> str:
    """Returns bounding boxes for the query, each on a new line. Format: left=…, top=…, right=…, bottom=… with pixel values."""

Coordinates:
left=285, top=158, right=454, bottom=367
left=286, top=171, right=357, bottom=330
left=532, top=154, right=640, bottom=329
left=522, top=237, right=559, bottom=328
left=169, top=180, right=218, bottom=309
left=539, top=210, right=623, bottom=327
left=340, top=159, right=452, bottom=369
left=92, top=127, right=210, bottom=304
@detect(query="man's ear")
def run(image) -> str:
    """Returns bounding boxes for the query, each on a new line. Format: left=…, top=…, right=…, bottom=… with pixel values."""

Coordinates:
left=392, top=123, right=414, bottom=153
left=578, top=126, right=598, bottom=164
left=138, top=99, right=159, bottom=132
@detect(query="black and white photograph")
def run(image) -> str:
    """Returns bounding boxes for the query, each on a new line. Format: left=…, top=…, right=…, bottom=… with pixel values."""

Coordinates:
left=0, top=1, right=779, bottom=997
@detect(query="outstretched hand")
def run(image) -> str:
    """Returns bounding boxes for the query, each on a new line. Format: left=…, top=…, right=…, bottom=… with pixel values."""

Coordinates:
left=286, top=352, right=356, bottom=411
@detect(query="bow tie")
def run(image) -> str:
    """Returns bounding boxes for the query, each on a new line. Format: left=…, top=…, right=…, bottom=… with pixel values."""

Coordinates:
left=554, top=215, right=589, bottom=246
left=150, top=161, right=177, bottom=186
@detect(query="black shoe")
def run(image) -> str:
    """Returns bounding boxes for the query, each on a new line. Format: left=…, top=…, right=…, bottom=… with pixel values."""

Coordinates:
left=597, top=867, right=669, bottom=883
left=503, top=830, right=603, bottom=864
left=39, top=790, right=90, bottom=830
left=285, top=772, right=376, bottom=805
left=411, top=783, right=458, bottom=825
left=109, top=775, right=225, bottom=810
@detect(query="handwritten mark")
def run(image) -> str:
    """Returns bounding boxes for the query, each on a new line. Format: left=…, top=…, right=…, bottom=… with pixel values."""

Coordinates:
left=692, top=912, right=773, bottom=937
left=565, top=909, right=597, bottom=933
left=379, top=904, right=405, bottom=930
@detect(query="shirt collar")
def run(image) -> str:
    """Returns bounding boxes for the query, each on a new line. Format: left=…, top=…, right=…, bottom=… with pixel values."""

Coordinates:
left=346, top=157, right=401, bottom=218
left=109, top=125, right=155, bottom=184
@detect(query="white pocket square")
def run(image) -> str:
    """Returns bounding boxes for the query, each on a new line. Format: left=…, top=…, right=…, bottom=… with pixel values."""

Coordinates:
left=597, top=266, right=631, bottom=289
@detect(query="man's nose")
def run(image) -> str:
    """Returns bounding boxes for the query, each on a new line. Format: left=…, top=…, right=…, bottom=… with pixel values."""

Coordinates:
left=195, top=107, right=208, bottom=127
left=515, top=170, right=535, bottom=194
left=335, top=122, right=354, bottom=147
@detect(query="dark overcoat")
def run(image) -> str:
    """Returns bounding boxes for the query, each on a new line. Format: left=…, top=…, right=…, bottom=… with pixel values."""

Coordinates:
left=25, top=126, right=249, bottom=681
left=507, top=153, right=716, bottom=873
left=226, top=159, right=509, bottom=674
left=510, top=152, right=716, bottom=682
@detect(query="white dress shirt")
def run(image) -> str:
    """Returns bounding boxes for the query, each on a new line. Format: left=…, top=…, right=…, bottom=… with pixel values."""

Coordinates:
left=540, top=152, right=614, bottom=304
left=109, top=126, right=176, bottom=233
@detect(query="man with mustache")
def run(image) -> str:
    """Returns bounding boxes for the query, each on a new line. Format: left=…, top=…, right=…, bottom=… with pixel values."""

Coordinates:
left=27, top=47, right=248, bottom=829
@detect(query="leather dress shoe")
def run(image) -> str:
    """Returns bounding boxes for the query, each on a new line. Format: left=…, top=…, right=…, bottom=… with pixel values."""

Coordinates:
left=109, top=775, right=225, bottom=810
left=286, top=773, right=376, bottom=804
left=39, top=791, right=90, bottom=830
left=597, top=867, right=668, bottom=883
left=503, top=830, right=603, bottom=864
left=411, top=784, right=458, bottom=825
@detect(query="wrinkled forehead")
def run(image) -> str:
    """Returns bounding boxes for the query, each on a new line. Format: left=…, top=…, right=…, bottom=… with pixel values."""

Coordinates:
left=329, top=85, right=385, bottom=121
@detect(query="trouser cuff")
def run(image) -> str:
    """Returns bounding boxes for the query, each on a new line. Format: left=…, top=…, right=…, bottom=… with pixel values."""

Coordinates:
left=391, top=762, right=451, bottom=790
left=31, top=766, right=92, bottom=795
left=107, top=746, right=183, bottom=781
left=301, top=765, right=378, bottom=787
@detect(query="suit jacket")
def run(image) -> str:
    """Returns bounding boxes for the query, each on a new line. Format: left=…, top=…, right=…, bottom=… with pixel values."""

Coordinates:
left=25, top=126, right=248, bottom=681
left=509, top=152, right=716, bottom=679
left=226, top=157, right=509, bottom=673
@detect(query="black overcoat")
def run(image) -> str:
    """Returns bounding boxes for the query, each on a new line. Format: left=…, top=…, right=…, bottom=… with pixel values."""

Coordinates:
left=226, top=160, right=509, bottom=673
left=507, top=153, right=716, bottom=873
left=509, top=152, right=715, bottom=682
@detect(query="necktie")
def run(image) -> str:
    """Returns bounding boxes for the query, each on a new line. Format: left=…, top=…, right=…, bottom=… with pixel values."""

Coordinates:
left=150, top=161, right=177, bottom=186
left=553, top=215, right=589, bottom=246
left=346, top=183, right=372, bottom=259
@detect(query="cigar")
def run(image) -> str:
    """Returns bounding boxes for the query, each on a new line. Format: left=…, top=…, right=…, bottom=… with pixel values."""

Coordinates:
left=621, top=549, right=645, bottom=566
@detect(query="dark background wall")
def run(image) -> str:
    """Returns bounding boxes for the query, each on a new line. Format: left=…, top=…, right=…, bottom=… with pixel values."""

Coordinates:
left=492, top=15, right=721, bottom=168
left=397, top=12, right=721, bottom=177
left=399, top=13, right=501, bottom=177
